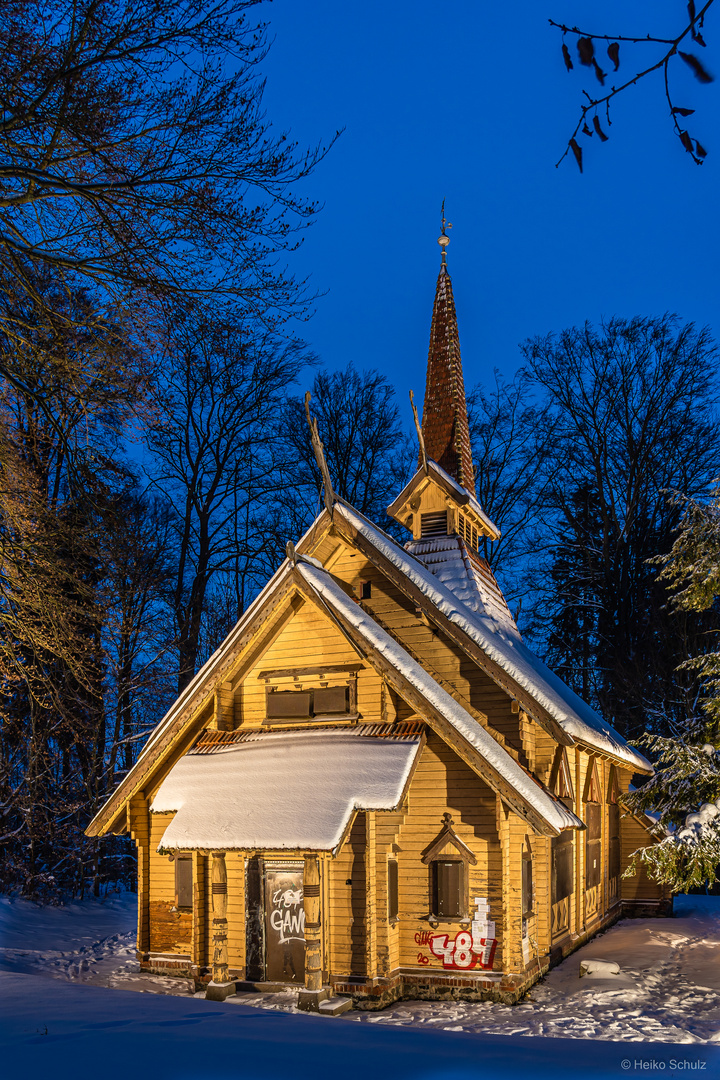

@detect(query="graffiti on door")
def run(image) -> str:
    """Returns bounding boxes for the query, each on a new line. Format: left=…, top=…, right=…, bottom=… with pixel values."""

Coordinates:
left=269, top=886, right=305, bottom=944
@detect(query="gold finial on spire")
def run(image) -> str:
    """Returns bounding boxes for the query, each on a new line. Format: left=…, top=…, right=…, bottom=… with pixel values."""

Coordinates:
left=438, top=198, right=451, bottom=263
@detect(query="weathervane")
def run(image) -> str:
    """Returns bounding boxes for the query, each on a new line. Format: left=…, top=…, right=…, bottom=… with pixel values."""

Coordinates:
left=439, top=198, right=452, bottom=263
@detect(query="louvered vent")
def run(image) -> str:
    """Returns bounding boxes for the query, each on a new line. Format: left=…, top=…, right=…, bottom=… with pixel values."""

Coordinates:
left=459, top=513, right=479, bottom=551
left=420, top=511, right=448, bottom=537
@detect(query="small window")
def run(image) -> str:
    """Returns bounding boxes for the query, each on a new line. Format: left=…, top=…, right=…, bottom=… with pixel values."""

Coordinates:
left=267, top=690, right=312, bottom=718
left=431, top=859, right=464, bottom=919
left=522, top=855, right=533, bottom=917
left=388, top=859, right=399, bottom=922
left=360, top=580, right=372, bottom=600
left=176, top=855, right=193, bottom=909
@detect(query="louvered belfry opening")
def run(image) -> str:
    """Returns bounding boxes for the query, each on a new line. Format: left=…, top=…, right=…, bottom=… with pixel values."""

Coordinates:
left=420, top=511, right=449, bottom=538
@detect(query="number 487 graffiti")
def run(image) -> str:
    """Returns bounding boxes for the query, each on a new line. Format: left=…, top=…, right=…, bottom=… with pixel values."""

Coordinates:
left=429, top=931, right=496, bottom=970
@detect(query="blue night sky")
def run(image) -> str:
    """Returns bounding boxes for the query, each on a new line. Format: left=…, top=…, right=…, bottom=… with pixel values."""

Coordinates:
left=262, top=0, right=719, bottom=420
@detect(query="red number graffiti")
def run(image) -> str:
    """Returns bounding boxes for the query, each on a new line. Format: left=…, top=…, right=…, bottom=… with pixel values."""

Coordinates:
left=426, top=930, right=497, bottom=971
left=416, top=952, right=430, bottom=965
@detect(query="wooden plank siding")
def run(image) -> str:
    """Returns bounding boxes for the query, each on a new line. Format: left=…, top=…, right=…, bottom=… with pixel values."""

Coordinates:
left=148, top=812, right=192, bottom=955
left=328, top=814, right=368, bottom=976
left=616, top=770, right=672, bottom=906
left=121, top=523, right=669, bottom=998
left=392, top=733, right=502, bottom=973
left=238, top=598, right=383, bottom=729
left=128, top=795, right=150, bottom=954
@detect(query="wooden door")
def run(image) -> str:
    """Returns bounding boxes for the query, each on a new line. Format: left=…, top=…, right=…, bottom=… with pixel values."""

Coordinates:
left=264, top=862, right=305, bottom=984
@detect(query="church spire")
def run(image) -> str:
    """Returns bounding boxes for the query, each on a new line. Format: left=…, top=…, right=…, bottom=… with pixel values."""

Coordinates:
left=420, top=205, right=476, bottom=495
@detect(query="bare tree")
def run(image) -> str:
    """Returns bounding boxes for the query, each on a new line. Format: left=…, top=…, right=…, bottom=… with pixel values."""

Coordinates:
left=551, top=3, right=715, bottom=170
left=466, top=371, right=554, bottom=615
left=146, top=307, right=310, bottom=690
left=277, top=364, right=413, bottom=546
left=0, top=270, right=149, bottom=897
left=0, top=0, right=337, bottom=415
left=100, top=490, right=176, bottom=782
left=523, top=314, right=720, bottom=739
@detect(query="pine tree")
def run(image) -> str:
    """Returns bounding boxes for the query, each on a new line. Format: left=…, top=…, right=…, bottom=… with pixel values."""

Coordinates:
left=625, top=487, right=720, bottom=890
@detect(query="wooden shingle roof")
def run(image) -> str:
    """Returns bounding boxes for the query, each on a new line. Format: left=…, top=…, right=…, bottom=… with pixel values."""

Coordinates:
left=421, top=257, right=475, bottom=494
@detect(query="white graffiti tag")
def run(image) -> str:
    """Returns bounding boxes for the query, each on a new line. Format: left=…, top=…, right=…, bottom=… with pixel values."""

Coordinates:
left=270, top=887, right=305, bottom=943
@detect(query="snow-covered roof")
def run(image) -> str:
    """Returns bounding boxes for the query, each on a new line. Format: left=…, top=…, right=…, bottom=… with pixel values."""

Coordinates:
left=406, top=535, right=520, bottom=637
left=150, top=729, right=421, bottom=853
left=335, top=504, right=652, bottom=775
left=296, top=559, right=583, bottom=834
left=387, top=462, right=500, bottom=538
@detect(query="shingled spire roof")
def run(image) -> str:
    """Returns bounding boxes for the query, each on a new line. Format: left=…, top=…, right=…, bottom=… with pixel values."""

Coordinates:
left=421, top=215, right=476, bottom=495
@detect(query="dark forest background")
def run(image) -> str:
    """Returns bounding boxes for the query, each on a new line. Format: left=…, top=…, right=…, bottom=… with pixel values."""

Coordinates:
left=1, top=1, right=719, bottom=900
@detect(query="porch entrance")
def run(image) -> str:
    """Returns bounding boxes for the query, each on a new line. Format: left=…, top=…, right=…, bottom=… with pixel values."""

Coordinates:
left=264, top=861, right=305, bottom=984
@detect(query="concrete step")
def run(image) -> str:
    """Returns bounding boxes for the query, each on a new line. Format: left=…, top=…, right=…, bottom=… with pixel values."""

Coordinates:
left=318, top=995, right=353, bottom=1016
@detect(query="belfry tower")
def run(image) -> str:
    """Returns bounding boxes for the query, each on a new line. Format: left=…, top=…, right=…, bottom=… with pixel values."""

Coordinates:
left=387, top=211, right=517, bottom=632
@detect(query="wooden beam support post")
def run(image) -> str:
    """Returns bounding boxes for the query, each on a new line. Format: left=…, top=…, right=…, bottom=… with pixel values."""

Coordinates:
left=191, top=852, right=205, bottom=978
left=127, top=796, right=149, bottom=958
left=298, top=855, right=328, bottom=1012
left=206, top=851, right=235, bottom=1000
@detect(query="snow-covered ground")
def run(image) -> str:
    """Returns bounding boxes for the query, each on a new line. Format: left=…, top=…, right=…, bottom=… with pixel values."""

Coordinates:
left=1, top=891, right=720, bottom=1078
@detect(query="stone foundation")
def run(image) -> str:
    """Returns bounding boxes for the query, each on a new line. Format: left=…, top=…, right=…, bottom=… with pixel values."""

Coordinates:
left=137, top=896, right=674, bottom=1009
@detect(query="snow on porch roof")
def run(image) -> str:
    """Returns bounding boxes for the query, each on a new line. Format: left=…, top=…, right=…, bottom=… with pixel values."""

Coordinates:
left=150, top=729, right=421, bottom=854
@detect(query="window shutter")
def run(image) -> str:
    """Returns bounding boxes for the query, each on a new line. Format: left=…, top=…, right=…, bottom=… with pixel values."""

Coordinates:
left=434, top=860, right=462, bottom=918
left=267, top=690, right=312, bottom=718
left=522, top=857, right=533, bottom=916
left=586, top=803, right=601, bottom=841
left=551, top=832, right=574, bottom=903
left=388, top=859, right=399, bottom=921
left=176, top=856, right=193, bottom=908
left=313, top=686, right=348, bottom=715
left=586, top=840, right=602, bottom=888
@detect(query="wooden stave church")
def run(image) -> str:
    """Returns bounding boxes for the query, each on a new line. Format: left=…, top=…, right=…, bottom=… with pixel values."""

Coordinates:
left=87, top=233, right=671, bottom=1011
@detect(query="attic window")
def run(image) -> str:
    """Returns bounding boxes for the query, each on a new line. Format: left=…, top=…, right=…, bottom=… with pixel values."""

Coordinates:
left=359, top=580, right=372, bottom=600
left=265, top=683, right=355, bottom=722
left=313, top=686, right=349, bottom=714
left=266, top=690, right=312, bottom=719
left=421, top=511, right=448, bottom=538
left=458, top=514, right=478, bottom=551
